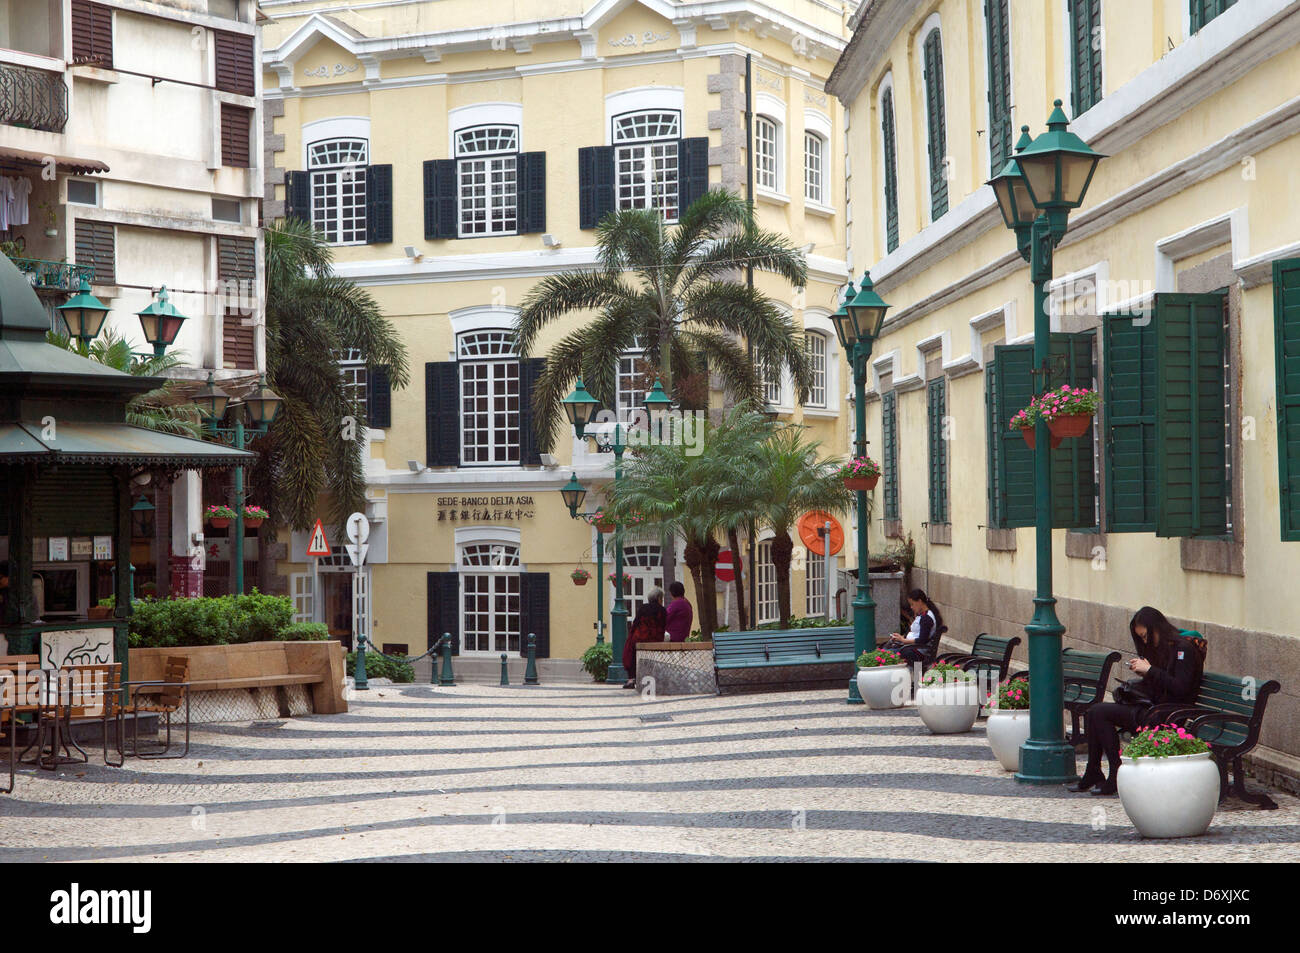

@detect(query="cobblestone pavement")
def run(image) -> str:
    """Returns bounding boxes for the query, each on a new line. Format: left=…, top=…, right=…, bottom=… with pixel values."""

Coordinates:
left=2, top=684, right=1298, bottom=862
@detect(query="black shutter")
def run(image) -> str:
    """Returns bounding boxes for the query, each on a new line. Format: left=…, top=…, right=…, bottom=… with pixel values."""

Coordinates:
left=517, top=151, right=546, bottom=234
left=366, top=164, right=393, bottom=244
left=520, top=572, right=550, bottom=658
left=578, top=145, right=615, bottom=229
left=427, top=572, right=460, bottom=655
left=425, top=362, right=460, bottom=467
left=424, top=159, right=457, bottom=239
left=71, top=1, right=113, bottom=69
left=366, top=366, right=392, bottom=429
left=678, top=137, right=710, bottom=215
left=518, top=357, right=545, bottom=465
left=285, top=171, right=311, bottom=224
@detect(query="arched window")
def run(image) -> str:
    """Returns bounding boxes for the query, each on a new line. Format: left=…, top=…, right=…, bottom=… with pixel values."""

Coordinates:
left=307, top=137, right=368, bottom=244
left=803, top=131, right=826, bottom=205
left=613, top=109, right=681, bottom=221
left=459, top=542, right=521, bottom=654
left=455, top=124, right=520, bottom=236
left=754, top=115, right=780, bottom=191
left=620, top=543, right=663, bottom=620
left=457, top=330, right=520, bottom=465
left=921, top=26, right=949, bottom=220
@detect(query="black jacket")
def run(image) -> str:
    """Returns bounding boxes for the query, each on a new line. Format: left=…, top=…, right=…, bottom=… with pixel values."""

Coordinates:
left=1132, top=635, right=1204, bottom=707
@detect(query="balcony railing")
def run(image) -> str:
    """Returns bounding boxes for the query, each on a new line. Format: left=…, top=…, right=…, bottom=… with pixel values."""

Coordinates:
left=9, top=257, right=95, bottom=292
left=0, top=62, right=67, bottom=133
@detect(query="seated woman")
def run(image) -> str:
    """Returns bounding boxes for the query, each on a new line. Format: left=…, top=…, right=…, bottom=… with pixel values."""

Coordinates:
left=1073, top=606, right=1206, bottom=796
left=883, top=589, right=944, bottom=667
left=622, top=587, right=667, bottom=689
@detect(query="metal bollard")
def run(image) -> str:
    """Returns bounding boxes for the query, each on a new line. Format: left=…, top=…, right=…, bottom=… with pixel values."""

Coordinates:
left=354, top=635, right=369, bottom=692
left=499, top=653, right=510, bottom=686
left=430, top=642, right=440, bottom=684
left=523, top=633, right=540, bottom=685
left=439, top=633, right=456, bottom=686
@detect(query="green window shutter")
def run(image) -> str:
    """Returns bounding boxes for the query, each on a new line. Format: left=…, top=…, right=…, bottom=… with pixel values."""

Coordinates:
left=1048, top=332, right=1099, bottom=529
left=881, top=88, right=899, bottom=253
left=984, top=0, right=1012, bottom=173
left=923, top=30, right=948, bottom=220
left=1190, top=0, right=1237, bottom=33
left=1275, top=259, right=1300, bottom=540
left=1068, top=0, right=1103, bottom=115
left=1154, top=292, right=1229, bottom=537
left=882, top=390, right=899, bottom=521
left=993, top=344, right=1037, bottom=528
left=927, top=377, right=949, bottom=524
left=985, top=357, right=1002, bottom=527
left=1103, top=311, right=1158, bottom=532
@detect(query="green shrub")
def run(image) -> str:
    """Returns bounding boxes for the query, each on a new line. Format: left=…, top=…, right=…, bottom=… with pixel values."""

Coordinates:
left=276, top=622, right=330, bottom=641
left=580, top=642, right=612, bottom=682
left=346, top=650, right=413, bottom=683
left=127, top=591, right=296, bottom=648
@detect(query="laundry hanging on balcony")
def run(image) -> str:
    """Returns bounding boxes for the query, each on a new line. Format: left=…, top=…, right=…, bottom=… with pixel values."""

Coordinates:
left=0, top=176, right=33, bottom=230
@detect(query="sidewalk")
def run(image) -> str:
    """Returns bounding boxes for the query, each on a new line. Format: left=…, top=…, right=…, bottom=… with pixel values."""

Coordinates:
left=0, top=684, right=1296, bottom=862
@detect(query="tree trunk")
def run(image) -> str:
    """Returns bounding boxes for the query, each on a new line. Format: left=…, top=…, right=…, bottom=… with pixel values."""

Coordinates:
left=697, top=535, right=721, bottom=636
left=727, top=525, right=748, bottom=630
left=683, top=538, right=704, bottom=636
left=772, top=531, right=795, bottom=628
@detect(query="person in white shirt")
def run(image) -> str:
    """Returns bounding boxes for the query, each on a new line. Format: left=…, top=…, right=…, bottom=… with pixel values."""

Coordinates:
left=884, top=588, right=945, bottom=667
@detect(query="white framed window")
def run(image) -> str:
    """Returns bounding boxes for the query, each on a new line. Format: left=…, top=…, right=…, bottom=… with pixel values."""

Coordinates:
left=458, top=330, right=521, bottom=465
left=762, top=370, right=783, bottom=408
left=337, top=347, right=367, bottom=420
left=755, top=116, right=779, bottom=191
left=460, top=542, right=521, bottom=655
left=805, top=552, right=826, bottom=617
left=308, top=137, right=368, bottom=245
left=67, top=178, right=99, bottom=206
left=756, top=540, right=778, bottom=625
left=455, top=124, right=519, bottom=237
left=615, top=350, right=651, bottom=423
left=804, top=131, right=825, bottom=205
left=621, top=543, right=663, bottom=621
left=806, top=332, right=827, bottom=408
left=613, top=110, right=680, bottom=222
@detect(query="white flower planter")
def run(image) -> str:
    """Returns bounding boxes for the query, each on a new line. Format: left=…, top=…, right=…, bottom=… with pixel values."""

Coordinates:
left=1117, top=751, right=1220, bottom=839
left=915, top=680, right=981, bottom=734
left=856, top=664, right=910, bottom=709
left=985, top=707, right=1032, bottom=770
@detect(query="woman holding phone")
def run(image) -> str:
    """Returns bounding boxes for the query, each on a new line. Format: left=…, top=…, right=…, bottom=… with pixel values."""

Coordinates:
left=1071, top=606, right=1205, bottom=796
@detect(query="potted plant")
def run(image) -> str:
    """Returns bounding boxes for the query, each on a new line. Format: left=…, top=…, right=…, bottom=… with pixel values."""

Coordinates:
left=914, top=661, right=981, bottom=734
left=570, top=567, right=591, bottom=587
left=1117, top=724, right=1219, bottom=838
left=579, top=642, right=612, bottom=682
left=855, top=647, right=908, bottom=709
left=1037, top=385, right=1100, bottom=440
left=586, top=509, right=616, bottom=533
left=205, top=503, right=236, bottom=528
left=38, top=199, right=58, bottom=238
left=1009, top=399, right=1062, bottom=450
left=242, top=504, right=268, bottom=529
left=985, top=678, right=1031, bottom=770
left=88, top=596, right=114, bottom=620
left=839, top=455, right=881, bottom=491
left=608, top=571, right=631, bottom=589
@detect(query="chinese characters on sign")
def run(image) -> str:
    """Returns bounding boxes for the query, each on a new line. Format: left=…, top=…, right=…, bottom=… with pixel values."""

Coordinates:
left=436, top=495, right=536, bottom=522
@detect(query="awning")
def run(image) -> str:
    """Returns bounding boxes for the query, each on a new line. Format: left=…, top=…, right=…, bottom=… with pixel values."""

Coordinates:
left=0, top=146, right=109, bottom=176
left=0, top=421, right=254, bottom=468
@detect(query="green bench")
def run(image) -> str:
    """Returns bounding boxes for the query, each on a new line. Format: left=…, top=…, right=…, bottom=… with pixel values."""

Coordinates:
left=938, top=633, right=1021, bottom=682
left=1145, top=670, right=1283, bottom=810
left=1010, top=647, right=1121, bottom=746
left=713, top=627, right=855, bottom=695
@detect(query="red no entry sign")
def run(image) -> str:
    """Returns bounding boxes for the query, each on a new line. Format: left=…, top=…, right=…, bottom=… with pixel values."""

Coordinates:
left=715, top=549, right=742, bottom=582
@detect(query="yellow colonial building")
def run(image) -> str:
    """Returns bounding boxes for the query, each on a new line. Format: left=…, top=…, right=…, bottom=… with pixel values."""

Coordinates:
left=259, top=0, right=857, bottom=677
left=829, top=0, right=1300, bottom=784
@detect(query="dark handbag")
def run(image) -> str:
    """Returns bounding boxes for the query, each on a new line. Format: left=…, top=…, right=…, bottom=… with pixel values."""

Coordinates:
left=1113, top=677, right=1153, bottom=707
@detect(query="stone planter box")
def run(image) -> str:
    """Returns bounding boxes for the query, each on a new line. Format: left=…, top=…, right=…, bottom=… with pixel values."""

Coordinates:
left=635, top=642, right=716, bottom=695
left=129, top=640, right=347, bottom=724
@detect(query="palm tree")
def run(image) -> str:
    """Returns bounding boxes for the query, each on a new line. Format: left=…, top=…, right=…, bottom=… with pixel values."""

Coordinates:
left=745, top=426, right=856, bottom=627
left=607, top=404, right=774, bottom=637
left=516, top=190, right=811, bottom=450
left=258, top=218, right=411, bottom=530
left=46, top=329, right=203, bottom=436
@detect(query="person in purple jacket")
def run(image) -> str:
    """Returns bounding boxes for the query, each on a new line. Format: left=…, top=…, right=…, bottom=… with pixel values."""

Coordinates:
left=664, top=581, right=693, bottom=643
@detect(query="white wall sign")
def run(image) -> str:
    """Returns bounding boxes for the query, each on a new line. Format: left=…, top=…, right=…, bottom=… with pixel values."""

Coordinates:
left=48, top=538, right=69, bottom=562
left=70, top=538, right=93, bottom=558
left=93, top=536, right=113, bottom=560
left=40, top=627, right=115, bottom=670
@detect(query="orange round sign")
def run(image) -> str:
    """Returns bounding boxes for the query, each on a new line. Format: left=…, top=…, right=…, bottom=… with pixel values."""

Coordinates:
left=798, top=511, right=844, bottom=556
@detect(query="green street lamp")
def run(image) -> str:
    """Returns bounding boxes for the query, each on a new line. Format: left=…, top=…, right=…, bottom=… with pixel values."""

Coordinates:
left=136, top=286, right=189, bottom=358
left=985, top=100, right=1105, bottom=785
left=57, top=279, right=110, bottom=346
left=562, top=378, right=601, bottom=438
left=838, top=274, right=888, bottom=703
left=243, top=375, right=283, bottom=430
left=559, top=472, right=609, bottom=649
left=560, top=472, right=587, bottom=518
left=194, top=372, right=231, bottom=424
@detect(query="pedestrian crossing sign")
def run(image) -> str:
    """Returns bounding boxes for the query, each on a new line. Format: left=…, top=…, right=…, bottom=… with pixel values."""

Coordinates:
left=306, top=519, right=331, bottom=557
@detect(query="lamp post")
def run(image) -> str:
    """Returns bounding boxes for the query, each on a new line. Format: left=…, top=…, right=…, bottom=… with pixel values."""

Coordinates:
left=199, top=373, right=282, bottom=596
left=57, top=279, right=110, bottom=347
left=833, top=274, right=890, bottom=703
left=987, top=101, right=1105, bottom=784
left=561, top=377, right=665, bottom=685
left=135, top=286, right=189, bottom=358
left=561, top=472, right=607, bottom=647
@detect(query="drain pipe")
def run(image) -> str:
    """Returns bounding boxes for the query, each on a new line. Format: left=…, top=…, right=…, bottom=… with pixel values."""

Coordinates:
left=745, top=53, right=758, bottom=628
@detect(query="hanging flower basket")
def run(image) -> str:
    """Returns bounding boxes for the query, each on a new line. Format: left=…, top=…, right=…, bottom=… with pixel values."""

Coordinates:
left=1047, top=412, right=1093, bottom=439
left=608, top=571, right=632, bottom=588
left=243, top=505, right=269, bottom=529
left=1019, top=428, right=1063, bottom=451
left=570, top=568, right=591, bottom=586
left=205, top=504, right=235, bottom=528
left=583, top=509, right=616, bottom=533
left=1036, top=385, right=1100, bottom=440
left=838, top=455, right=881, bottom=492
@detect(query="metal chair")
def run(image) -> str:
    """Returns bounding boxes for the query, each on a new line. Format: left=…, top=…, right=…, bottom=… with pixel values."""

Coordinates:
left=125, top=656, right=192, bottom=759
